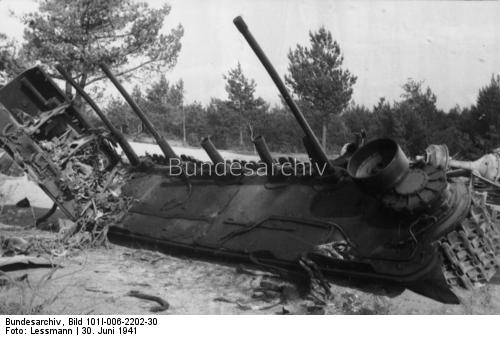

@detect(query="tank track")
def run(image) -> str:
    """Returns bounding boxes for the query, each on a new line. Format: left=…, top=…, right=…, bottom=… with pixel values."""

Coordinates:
left=439, top=215, right=500, bottom=289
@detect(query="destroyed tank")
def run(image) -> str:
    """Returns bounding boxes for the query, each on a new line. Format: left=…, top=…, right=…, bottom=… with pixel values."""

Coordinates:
left=1, top=16, right=499, bottom=304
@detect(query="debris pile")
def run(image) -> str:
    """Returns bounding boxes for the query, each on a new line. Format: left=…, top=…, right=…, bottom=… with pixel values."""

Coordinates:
left=0, top=152, right=23, bottom=176
left=0, top=236, right=30, bottom=257
left=38, top=131, right=131, bottom=247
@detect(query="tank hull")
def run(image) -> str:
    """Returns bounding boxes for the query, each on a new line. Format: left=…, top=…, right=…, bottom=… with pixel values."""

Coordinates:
left=108, top=170, right=471, bottom=303
left=1, top=66, right=499, bottom=305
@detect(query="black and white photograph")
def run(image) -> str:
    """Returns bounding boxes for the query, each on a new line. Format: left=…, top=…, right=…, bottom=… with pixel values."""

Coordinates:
left=1, top=0, right=500, bottom=323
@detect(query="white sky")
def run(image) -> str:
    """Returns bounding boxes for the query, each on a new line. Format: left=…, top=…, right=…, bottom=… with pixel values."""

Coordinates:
left=1, top=0, right=500, bottom=110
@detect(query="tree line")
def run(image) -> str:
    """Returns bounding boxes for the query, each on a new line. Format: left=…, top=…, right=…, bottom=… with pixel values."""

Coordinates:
left=1, top=0, right=500, bottom=159
left=99, top=68, right=500, bottom=160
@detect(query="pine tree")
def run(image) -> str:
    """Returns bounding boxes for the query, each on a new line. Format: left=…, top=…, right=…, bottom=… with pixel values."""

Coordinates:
left=285, top=27, right=357, bottom=150
left=21, top=0, right=184, bottom=94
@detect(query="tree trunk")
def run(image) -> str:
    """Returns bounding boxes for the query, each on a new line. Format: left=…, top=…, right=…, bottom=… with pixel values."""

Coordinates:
left=239, top=102, right=244, bottom=148
left=247, top=123, right=256, bottom=155
left=182, top=105, right=186, bottom=145
left=322, top=121, right=328, bottom=151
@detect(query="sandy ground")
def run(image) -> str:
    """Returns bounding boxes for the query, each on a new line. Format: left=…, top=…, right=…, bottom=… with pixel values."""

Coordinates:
left=127, top=141, right=260, bottom=162
left=1, top=223, right=500, bottom=315
left=1, top=144, right=500, bottom=314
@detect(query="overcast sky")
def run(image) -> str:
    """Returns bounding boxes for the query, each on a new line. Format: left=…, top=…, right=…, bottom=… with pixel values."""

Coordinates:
left=1, top=0, right=500, bottom=110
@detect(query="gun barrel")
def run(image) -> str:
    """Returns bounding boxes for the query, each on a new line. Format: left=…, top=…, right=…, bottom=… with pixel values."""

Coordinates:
left=99, top=63, right=178, bottom=161
left=233, top=16, right=332, bottom=171
left=201, top=137, right=225, bottom=164
left=253, top=135, right=274, bottom=170
left=55, top=65, right=141, bottom=166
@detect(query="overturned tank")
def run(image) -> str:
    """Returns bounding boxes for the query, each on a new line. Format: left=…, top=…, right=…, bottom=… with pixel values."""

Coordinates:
left=1, top=16, right=499, bottom=304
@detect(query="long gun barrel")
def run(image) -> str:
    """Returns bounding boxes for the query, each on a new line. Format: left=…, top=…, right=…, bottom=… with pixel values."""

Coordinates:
left=55, top=65, right=141, bottom=166
left=99, top=63, right=178, bottom=161
left=233, top=16, right=333, bottom=172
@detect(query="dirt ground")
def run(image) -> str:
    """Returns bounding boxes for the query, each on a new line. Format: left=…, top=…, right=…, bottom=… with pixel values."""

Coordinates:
left=1, top=216, right=500, bottom=315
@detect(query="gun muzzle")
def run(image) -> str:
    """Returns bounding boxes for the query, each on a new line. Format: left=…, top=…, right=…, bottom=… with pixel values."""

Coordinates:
left=253, top=135, right=274, bottom=170
left=201, top=137, right=225, bottom=164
